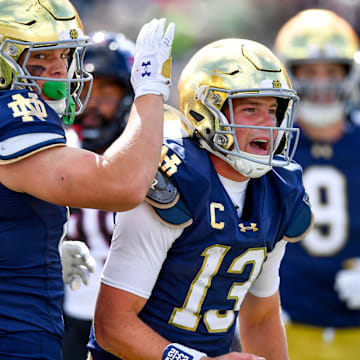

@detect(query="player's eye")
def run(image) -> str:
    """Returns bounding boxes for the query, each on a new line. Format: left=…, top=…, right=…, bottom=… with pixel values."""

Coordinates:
left=269, top=108, right=277, bottom=114
left=34, top=53, right=46, bottom=60
left=242, top=106, right=254, bottom=112
left=61, top=50, right=71, bottom=59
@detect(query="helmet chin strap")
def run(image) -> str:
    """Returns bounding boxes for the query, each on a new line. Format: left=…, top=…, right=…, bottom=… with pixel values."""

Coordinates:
left=42, top=81, right=76, bottom=125
left=297, top=100, right=345, bottom=127
left=45, top=98, right=66, bottom=117
left=227, top=153, right=272, bottom=178
left=199, top=139, right=272, bottom=179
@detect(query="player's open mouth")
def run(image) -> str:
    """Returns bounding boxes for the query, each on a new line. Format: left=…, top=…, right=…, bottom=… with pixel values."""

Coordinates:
left=248, top=139, right=270, bottom=155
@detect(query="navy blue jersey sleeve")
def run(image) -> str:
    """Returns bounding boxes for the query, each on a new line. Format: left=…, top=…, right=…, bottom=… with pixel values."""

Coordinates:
left=0, top=90, right=66, bottom=163
left=284, top=191, right=314, bottom=242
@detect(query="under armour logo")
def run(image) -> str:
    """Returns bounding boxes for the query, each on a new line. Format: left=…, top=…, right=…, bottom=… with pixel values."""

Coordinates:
left=141, top=61, right=151, bottom=77
left=239, top=223, right=258, bottom=233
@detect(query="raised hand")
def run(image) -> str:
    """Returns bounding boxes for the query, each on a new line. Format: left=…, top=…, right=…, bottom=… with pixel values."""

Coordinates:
left=131, top=18, right=175, bottom=102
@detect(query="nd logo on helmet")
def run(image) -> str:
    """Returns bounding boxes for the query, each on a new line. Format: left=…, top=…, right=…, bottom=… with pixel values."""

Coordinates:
left=70, top=29, right=79, bottom=39
left=272, top=80, right=281, bottom=88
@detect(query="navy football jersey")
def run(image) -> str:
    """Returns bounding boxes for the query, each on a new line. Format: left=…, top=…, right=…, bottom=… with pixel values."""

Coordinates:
left=280, top=121, right=360, bottom=327
left=0, top=89, right=68, bottom=337
left=89, top=136, right=311, bottom=357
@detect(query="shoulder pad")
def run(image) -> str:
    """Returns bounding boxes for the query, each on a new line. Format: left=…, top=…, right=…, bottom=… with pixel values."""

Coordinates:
left=284, top=193, right=314, bottom=243
left=0, top=90, right=66, bottom=163
left=146, top=169, right=179, bottom=208
left=146, top=170, right=193, bottom=228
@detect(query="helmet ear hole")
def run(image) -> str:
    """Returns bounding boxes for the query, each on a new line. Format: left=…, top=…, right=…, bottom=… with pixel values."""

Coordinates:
left=189, top=109, right=204, bottom=123
left=0, top=57, right=15, bottom=89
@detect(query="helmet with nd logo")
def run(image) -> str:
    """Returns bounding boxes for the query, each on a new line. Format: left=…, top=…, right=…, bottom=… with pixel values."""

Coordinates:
left=178, top=38, right=299, bottom=178
left=0, top=0, right=93, bottom=124
left=274, top=9, right=360, bottom=127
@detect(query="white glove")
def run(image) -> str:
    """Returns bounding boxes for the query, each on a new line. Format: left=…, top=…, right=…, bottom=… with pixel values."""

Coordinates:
left=61, top=241, right=96, bottom=291
left=131, top=18, right=175, bottom=102
left=334, top=258, right=360, bottom=309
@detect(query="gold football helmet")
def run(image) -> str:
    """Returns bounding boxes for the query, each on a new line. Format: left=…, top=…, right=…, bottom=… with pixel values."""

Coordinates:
left=178, top=38, right=299, bottom=178
left=0, top=0, right=93, bottom=124
left=274, top=9, right=360, bottom=127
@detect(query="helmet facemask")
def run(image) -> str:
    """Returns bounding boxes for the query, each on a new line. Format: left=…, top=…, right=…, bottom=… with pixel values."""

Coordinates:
left=290, top=62, right=357, bottom=127
left=190, top=86, right=300, bottom=178
left=0, top=36, right=93, bottom=125
left=0, top=0, right=94, bottom=125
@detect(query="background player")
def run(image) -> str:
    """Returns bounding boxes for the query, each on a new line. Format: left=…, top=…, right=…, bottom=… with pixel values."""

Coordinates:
left=274, top=8, right=360, bottom=360
left=62, top=31, right=135, bottom=360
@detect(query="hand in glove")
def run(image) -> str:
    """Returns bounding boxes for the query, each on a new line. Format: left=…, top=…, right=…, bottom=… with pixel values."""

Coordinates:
left=334, top=258, right=360, bottom=309
left=61, top=241, right=96, bottom=291
left=131, top=18, right=175, bottom=102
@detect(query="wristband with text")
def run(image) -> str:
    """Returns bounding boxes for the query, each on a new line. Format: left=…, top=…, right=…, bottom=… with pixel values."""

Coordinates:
left=162, top=343, right=207, bottom=360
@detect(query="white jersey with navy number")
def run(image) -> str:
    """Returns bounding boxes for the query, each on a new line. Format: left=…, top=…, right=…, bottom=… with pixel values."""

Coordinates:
left=280, top=121, right=360, bottom=328
left=0, top=89, right=67, bottom=338
left=88, top=135, right=312, bottom=358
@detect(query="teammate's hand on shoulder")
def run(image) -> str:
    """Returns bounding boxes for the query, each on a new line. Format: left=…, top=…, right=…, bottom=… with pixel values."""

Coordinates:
left=334, top=257, right=360, bottom=309
left=60, top=240, right=96, bottom=291
left=131, top=18, right=175, bottom=102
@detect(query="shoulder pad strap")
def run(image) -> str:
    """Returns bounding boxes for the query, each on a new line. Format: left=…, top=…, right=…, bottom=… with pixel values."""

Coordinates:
left=146, top=170, right=193, bottom=228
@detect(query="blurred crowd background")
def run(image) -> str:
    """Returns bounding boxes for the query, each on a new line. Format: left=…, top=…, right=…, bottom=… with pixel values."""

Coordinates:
left=71, top=0, right=360, bottom=104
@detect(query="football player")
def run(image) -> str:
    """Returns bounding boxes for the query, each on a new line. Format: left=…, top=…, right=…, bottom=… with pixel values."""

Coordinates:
left=0, top=0, right=175, bottom=358
left=62, top=31, right=135, bottom=360
left=72, top=31, right=135, bottom=154
left=87, top=38, right=313, bottom=360
left=274, top=9, right=360, bottom=360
